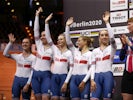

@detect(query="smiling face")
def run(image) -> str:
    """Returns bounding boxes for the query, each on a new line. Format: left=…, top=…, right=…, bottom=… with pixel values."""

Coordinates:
left=99, top=30, right=109, bottom=46
left=22, top=38, right=31, bottom=51
left=57, top=34, right=67, bottom=47
left=40, top=31, right=48, bottom=45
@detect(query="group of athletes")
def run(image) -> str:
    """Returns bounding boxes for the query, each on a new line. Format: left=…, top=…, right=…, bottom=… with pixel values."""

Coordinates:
left=3, top=7, right=133, bottom=100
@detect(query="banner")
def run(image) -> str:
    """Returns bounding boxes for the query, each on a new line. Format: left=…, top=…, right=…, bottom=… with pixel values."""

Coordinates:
left=110, top=0, right=128, bottom=11
left=112, top=64, right=125, bottom=76
left=64, top=0, right=110, bottom=31
left=64, top=0, right=130, bottom=37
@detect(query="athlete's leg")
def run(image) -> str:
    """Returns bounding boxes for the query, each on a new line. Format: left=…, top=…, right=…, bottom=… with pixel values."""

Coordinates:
left=51, top=74, right=60, bottom=100
left=91, top=73, right=102, bottom=100
left=103, top=72, right=114, bottom=100
left=31, top=71, right=42, bottom=100
left=70, top=75, right=80, bottom=99
left=41, top=71, right=51, bottom=100
left=21, top=77, right=32, bottom=100
left=80, top=76, right=90, bottom=100
left=59, top=74, right=67, bottom=100
left=22, top=85, right=32, bottom=100
left=42, top=94, right=50, bottom=100
left=12, top=76, right=21, bottom=100
left=60, top=97, right=67, bottom=100
left=34, top=94, right=42, bottom=100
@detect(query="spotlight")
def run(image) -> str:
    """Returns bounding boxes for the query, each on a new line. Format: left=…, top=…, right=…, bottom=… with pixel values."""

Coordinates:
left=29, top=33, right=32, bottom=36
left=11, top=9, right=15, bottom=13
left=29, top=20, right=32, bottom=27
left=7, top=2, right=11, bottom=5
left=36, top=2, right=40, bottom=5
left=25, top=27, right=29, bottom=30
left=27, top=30, right=30, bottom=33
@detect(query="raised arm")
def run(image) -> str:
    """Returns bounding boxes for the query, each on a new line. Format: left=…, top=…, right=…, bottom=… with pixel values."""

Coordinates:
left=45, top=13, right=58, bottom=52
left=45, top=13, right=54, bottom=46
left=34, top=7, right=43, bottom=44
left=65, top=17, right=76, bottom=53
left=103, top=11, right=117, bottom=56
left=103, top=11, right=114, bottom=39
left=3, top=33, right=16, bottom=58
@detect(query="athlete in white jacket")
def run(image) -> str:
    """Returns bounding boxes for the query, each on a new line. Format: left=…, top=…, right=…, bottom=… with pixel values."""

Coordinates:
left=45, top=14, right=73, bottom=100
left=32, top=7, right=53, bottom=100
left=3, top=33, right=36, bottom=100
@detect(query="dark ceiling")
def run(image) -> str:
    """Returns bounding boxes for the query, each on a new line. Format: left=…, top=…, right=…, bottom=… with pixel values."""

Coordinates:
left=0, top=0, right=63, bottom=43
